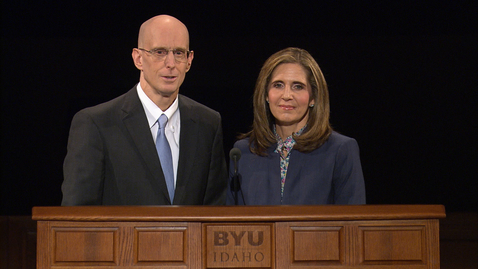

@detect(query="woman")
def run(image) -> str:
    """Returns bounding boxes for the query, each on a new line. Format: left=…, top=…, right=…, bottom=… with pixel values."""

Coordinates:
left=227, top=47, right=365, bottom=205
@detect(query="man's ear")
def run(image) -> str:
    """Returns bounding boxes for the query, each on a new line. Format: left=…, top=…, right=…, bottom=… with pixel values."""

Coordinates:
left=132, top=49, right=143, bottom=70
left=186, top=50, right=194, bottom=72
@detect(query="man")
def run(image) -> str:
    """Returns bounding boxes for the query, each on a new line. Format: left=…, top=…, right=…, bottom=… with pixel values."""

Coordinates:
left=61, top=15, right=228, bottom=205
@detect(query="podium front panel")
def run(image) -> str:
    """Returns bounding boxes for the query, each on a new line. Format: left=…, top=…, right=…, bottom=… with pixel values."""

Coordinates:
left=204, top=223, right=273, bottom=268
left=276, top=220, right=439, bottom=269
left=37, top=221, right=201, bottom=269
left=33, top=205, right=444, bottom=269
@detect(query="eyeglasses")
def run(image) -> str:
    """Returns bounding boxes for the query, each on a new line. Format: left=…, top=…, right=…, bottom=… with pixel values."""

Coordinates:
left=138, top=48, right=191, bottom=63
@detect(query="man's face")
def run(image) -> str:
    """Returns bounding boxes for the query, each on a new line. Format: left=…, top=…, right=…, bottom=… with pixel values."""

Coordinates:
left=136, top=21, right=193, bottom=100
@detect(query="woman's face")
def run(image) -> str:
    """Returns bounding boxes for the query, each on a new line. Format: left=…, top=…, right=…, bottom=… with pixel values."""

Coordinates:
left=267, top=63, right=315, bottom=129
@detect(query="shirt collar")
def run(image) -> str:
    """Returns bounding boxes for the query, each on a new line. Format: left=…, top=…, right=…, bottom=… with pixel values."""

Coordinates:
left=136, top=84, right=179, bottom=128
left=274, top=124, right=307, bottom=153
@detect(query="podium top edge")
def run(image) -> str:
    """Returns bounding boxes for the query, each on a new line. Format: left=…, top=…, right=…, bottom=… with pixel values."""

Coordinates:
left=31, top=204, right=446, bottom=221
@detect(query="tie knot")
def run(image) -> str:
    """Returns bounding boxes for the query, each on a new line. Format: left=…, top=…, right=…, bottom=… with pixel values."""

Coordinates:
left=158, top=114, right=168, bottom=129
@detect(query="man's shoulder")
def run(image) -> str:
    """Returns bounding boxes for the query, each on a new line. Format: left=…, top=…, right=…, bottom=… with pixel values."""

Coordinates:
left=77, top=87, right=137, bottom=116
left=178, top=94, right=220, bottom=118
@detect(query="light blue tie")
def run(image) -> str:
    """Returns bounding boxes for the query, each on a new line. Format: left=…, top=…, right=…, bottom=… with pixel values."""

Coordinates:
left=156, top=114, right=175, bottom=202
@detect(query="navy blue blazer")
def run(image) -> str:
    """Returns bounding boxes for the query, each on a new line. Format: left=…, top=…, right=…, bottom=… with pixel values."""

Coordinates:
left=227, top=131, right=366, bottom=205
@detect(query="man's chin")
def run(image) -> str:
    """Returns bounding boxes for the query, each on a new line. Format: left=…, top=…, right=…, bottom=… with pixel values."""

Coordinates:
left=158, top=88, right=179, bottom=98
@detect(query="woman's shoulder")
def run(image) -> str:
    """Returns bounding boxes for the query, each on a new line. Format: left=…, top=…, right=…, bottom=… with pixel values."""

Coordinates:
left=329, top=131, right=356, bottom=142
left=313, top=131, right=359, bottom=152
left=323, top=131, right=360, bottom=151
left=233, top=138, right=251, bottom=151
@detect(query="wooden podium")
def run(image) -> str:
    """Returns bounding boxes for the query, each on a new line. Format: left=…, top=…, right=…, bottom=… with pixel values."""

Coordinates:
left=32, top=205, right=445, bottom=269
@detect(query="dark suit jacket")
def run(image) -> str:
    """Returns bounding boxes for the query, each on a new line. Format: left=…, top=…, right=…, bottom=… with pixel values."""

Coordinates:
left=62, top=86, right=228, bottom=205
left=227, top=132, right=365, bottom=205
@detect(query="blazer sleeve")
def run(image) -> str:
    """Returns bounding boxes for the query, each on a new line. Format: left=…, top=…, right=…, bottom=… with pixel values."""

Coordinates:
left=202, top=115, right=228, bottom=205
left=61, top=109, right=105, bottom=205
left=333, top=138, right=366, bottom=204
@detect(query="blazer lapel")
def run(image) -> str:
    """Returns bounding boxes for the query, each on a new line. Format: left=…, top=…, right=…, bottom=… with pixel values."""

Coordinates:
left=174, top=95, right=199, bottom=203
left=265, top=146, right=282, bottom=204
left=120, top=88, right=171, bottom=202
left=283, top=149, right=303, bottom=202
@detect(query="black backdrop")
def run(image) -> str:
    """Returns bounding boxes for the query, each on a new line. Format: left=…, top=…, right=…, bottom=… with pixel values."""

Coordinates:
left=2, top=1, right=476, bottom=215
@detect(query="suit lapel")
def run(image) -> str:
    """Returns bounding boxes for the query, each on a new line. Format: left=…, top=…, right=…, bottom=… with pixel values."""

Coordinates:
left=174, top=95, right=199, bottom=203
left=283, top=149, right=303, bottom=198
left=266, top=146, right=282, bottom=204
left=120, top=88, right=171, bottom=202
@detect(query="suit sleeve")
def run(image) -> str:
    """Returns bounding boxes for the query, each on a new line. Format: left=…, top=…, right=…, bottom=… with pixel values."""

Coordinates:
left=333, top=138, right=366, bottom=204
left=61, top=110, right=105, bottom=205
left=202, top=115, right=228, bottom=205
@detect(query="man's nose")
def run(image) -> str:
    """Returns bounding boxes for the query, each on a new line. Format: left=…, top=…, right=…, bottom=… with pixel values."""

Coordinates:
left=164, top=51, right=176, bottom=68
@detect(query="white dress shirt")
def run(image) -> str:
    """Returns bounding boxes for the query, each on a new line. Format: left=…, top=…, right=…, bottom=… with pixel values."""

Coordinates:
left=137, top=84, right=180, bottom=187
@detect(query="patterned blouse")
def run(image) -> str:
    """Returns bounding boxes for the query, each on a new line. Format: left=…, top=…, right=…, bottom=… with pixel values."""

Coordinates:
left=273, top=124, right=307, bottom=203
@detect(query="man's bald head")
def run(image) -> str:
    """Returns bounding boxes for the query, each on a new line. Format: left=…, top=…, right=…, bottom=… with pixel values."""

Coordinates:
left=138, top=15, right=190, bottom=49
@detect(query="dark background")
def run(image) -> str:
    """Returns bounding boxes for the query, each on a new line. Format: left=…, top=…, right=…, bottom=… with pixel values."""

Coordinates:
left=1, top=1, right=476, bottom=215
